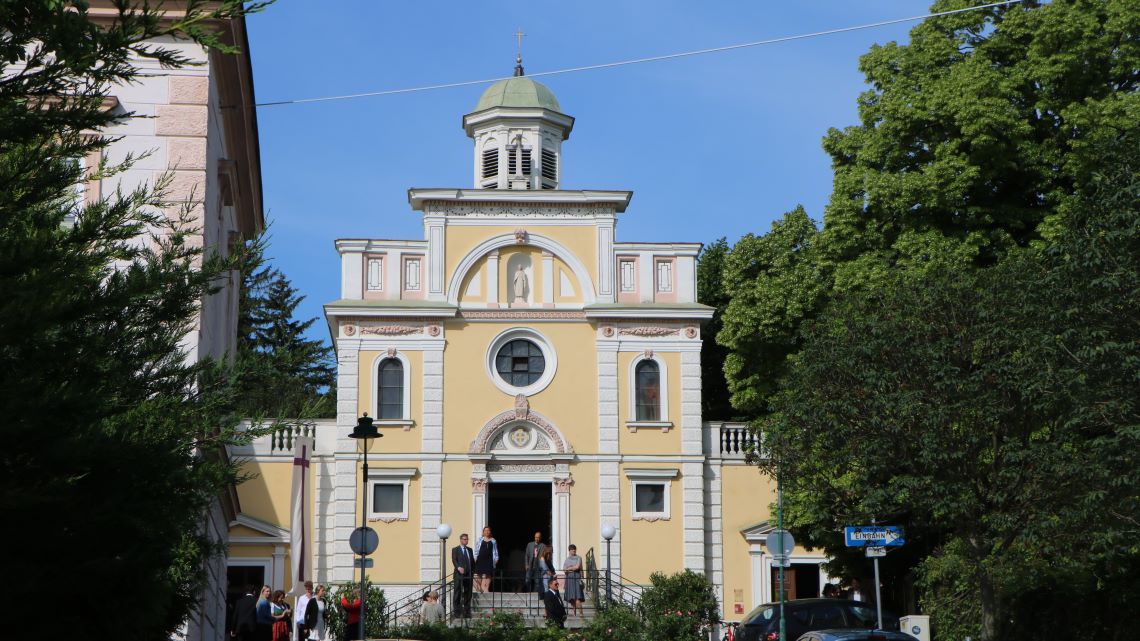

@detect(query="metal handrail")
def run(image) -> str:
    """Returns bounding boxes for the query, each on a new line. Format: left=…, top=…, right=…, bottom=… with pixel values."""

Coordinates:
left=382, top=579, right=447, bottom=628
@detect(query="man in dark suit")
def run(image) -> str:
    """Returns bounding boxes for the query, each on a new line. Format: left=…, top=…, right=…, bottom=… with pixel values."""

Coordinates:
left=230, top=586, right=258, bottom=641
left=451, top=532, right=475, bottom=617
left=542, top=576, right=567, bottom=628
left=524, top=530, right=547, bottom=592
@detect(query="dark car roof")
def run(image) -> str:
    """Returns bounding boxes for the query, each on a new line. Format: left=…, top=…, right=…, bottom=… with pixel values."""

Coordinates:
left=743, top=599, right=870, bottom=621
left=797, top=629, right=918, bottom=641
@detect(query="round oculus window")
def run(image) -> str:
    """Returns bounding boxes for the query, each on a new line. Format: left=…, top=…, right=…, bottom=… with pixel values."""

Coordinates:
left=495, top=339, right=545, bottom=387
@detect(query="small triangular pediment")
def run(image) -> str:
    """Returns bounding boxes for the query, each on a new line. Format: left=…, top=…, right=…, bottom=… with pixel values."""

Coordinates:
left=230, top=513, right=289, bottom=539
left=740, top=520, right=775, bottom=543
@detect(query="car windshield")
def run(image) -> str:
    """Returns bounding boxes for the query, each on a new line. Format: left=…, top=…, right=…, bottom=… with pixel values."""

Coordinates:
left=846, top=604, right=879, bottom=628
left=743, top=606, right=775, bottom=624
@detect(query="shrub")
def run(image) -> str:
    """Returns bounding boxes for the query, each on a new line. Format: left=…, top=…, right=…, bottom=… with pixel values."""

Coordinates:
left=325, top=578, right=388, bottom=641
left=638, top=570, right=719, bottom=641
left=467, top=609, right=526, bottom=641
left=579, top=602, right=644, bottom=641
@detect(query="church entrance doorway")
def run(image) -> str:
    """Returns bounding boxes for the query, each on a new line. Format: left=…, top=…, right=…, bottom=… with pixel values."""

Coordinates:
left=487, top=482, right=551, bottom=592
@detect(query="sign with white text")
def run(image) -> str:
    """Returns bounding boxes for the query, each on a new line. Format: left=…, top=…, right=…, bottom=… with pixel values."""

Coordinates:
left=844, top=525, right=904, bottom=547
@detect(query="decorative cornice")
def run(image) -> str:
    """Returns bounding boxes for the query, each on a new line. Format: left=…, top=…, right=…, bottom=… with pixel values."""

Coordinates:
left=632, top=515, right=670, bottom=522
left=460, top=310, right=586, bottom=321
left=369, top=516, right=408, bottom=523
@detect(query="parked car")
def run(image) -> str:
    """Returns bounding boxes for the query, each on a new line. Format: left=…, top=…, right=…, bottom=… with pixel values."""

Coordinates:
left=735, top=599, right=900, bottom=641
left=797, top=631, right=918, bottom=641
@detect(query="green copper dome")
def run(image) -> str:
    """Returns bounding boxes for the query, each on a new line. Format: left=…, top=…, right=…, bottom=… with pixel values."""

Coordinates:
left=474, top=76, right=562, bottom=112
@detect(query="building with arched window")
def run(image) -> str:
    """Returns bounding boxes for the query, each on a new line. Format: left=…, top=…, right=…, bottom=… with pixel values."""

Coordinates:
left=228, top=66, right=834, bottom=622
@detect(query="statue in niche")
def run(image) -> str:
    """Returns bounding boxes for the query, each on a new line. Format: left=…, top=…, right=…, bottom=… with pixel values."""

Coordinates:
left=513, top=264, right=528, bottom=302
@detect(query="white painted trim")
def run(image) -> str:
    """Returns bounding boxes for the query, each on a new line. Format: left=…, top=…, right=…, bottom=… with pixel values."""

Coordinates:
left=367, top=477, right=411, bottom=521
left=484, top=327, right=558, bottom=396
left=342, top=253, right=363, bottom=299
left=629, top=477, right=672, bottom=521
left=427, top=222, right=445, bottom=296
left=583, top=307, right=713, bottom=320
left=370, top=351, right=412, bottom=421
left=446, top=233, right=598, bottom=304
left=541, top=252, right=554, bottom=306
left=628, top=352, right=670, bottom=423
left=756, top=552, right=836, bottom=605
left=623, top=468, right=680, bottom=479
left=408, top=188, right=630, bottom=210
left=486, top=251, right=500, bottom=306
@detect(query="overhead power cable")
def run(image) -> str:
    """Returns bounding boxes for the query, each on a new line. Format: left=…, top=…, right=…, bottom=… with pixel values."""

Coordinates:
left=256, top=0, right=1024, bottom=108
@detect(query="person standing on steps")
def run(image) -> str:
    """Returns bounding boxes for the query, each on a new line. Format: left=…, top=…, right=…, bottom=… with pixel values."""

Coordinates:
left=562, top=544, right=585, bottom=617
left=524, top=530, right=547, bottom=593
left=451, top=533, right=475, bottom=617
left=473, top=525, right=499, bottom=593
left=542, top=576, right=567, bottom=628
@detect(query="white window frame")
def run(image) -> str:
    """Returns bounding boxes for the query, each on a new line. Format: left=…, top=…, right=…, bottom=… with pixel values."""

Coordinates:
left=404, top=257, right=422, bottom=291
left=367, top=468, right=416, bottom=522
left=627, top=352, right=671, bottom=431
left=366, top=256, right=384, bottom=291
left=624, top=468, right=677, bottom=521
left=619, top=259, right=636, bottom=292
left=656, top=260, right=673, bottom=293
left=370, top=351, right=412, bottom=428
left=485, top=327, right=558, bottom=396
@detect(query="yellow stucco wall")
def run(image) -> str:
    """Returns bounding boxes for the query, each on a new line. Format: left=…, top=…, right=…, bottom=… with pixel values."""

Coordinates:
left=237, top=460, right=293, bottom=526
left=617, top=351, right=683, bottom=455
left=565, top=461, right=599, bottom=557
left=721, top=465, right=777, bottom=616
left=444, top=225, right=598, bottom=297
left=441, top=322, right=599, bottom=453
left=457, top=256, right=488, bottom=305
left=364, top=464, right=422, bottom=583
left=618, top=463, right=684, bottom=582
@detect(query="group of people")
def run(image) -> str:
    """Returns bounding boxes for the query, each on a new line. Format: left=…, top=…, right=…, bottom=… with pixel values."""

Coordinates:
left=230, top=581, right=337, bottom=641
left=822, top=578, right=867, bottom=601
left=450, top=527, right=585, bottom=626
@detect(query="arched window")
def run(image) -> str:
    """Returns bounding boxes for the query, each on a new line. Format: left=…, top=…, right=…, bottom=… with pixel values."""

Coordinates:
left=635, top=360, right=661, bottom=421
left=377, top=358, right=404, bottom=419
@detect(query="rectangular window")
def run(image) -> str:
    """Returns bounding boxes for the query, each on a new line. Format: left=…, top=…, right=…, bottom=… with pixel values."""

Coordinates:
left=372, top=483, right=403, bottom=514
left=366, top=257, right=383, bottom=291
left=634, top=483, right=666, bottom=513
left=404, top=258, right=421, bottom=291
left=626, top=469, right=677, bottom=520
left=656, top=261, right=673, bottom=293
left=620, top=260, right=636, bottom=292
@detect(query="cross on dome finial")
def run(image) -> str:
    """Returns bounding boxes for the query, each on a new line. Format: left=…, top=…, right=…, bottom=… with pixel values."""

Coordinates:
left=514, top=28, right=526, bottom=76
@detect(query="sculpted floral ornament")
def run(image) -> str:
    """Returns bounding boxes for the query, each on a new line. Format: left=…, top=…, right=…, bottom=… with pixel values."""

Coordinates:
left=369, top=515, right=408, bottom=523
left=684, top=326, right=698, bottom=339
left=602, top=326, right=615, bottom=337
left=514, top=228, right=527, bottom=244
left=361, top=325, right=421, bottom=336
left=427, top=325, right=441, bottom=337
left=632, top=514, right=669, bottom=522
left=344, top=324, right=357, bottom=336
left=554, top=477, right=574, bottom=494
left=513, top=394, right=529, bottom=419
left=470, top=407, right=572, bottom=454
left=471, top=478, right=488, bottom=492
left=620, top=327, right=679, bottom=337
left=387, top=347, right=397, bottom=357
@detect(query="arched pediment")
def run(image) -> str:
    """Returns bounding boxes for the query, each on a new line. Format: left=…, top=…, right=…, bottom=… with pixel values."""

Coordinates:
left=447, top=232, right=597, bottom=305
left=470, top=403, right=573, bottom=454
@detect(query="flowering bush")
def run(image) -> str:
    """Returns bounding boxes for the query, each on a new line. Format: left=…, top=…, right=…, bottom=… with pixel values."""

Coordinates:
left=468, top=609, right=526, bottom=641
left=637, top=570, right=719, bottom=641
left=577, top=603, right=643, bottom=641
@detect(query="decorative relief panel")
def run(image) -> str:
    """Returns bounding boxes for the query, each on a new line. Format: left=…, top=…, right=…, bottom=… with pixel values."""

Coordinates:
left=361, top=325, right=421, bottom=336
left=486, top=463, right=555, bottom=473
left=619, top=327, right=680, bottom=337
left=461, top=310, right=586, bottom=321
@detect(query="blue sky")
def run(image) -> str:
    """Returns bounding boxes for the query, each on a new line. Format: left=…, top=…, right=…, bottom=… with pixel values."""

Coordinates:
left=246, top=1, right=927, bottom=341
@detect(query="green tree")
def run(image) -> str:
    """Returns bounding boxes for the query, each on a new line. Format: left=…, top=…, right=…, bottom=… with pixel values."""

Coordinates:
left=237, top=242, right=335, bottom=418
left=696, top=237, right=736, bottom=420
left=0, top=2, right=265, bottom=639
left=761, top=133, right=1139, bottom=640
left=717, top=207, right=829, bottom=415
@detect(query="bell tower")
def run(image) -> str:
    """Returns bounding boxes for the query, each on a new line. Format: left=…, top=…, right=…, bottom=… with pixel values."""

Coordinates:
left=463, top=60, right=574, bottom=190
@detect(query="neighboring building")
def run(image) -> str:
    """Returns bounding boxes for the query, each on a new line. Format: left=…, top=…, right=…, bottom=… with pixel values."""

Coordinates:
left=230, top=66, right=830, bottom=621
left=86, top=3, right=264, bottom=639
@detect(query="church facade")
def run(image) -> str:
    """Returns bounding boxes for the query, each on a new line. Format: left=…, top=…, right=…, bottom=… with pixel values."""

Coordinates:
left=229, top=71, right=832, bottom=620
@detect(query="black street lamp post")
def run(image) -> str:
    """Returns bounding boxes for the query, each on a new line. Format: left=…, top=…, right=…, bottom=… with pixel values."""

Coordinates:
left=349, top=414, right=381, bottom=641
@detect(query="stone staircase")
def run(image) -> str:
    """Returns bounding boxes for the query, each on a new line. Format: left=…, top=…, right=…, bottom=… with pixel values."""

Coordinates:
left=456, top=592, right=596, bottom=629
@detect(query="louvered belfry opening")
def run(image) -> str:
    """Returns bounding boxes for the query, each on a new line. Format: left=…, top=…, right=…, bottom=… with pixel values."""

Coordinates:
left=541, top=147, right=557, bottom=186
left=482, top=148, right=499, bottom=178
left=508, top=146, right=532, bottom=176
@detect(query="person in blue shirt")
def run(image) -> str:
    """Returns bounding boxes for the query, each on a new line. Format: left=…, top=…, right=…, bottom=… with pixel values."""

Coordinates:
left=255, top=585, right=273, bottom=641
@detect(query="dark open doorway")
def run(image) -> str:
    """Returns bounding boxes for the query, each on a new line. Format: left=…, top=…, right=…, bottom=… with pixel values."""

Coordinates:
left=487, top=482, right=551, bottom=591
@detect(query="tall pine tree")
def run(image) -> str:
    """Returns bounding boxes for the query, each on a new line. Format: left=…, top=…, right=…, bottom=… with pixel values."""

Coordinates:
left=237, top=243, right=335, bottom=418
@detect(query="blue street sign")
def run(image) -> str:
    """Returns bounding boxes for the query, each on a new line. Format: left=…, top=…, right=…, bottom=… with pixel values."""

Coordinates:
left=844, top=525, right=905, bottom=547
